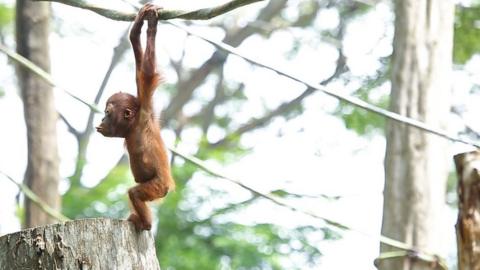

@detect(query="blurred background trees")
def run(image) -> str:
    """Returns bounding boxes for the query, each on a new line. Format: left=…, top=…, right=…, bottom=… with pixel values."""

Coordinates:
left=2, top=0, right=480, bottom=269
left=380, top=1, right=454, bottom=269
left=15, top=0, right=60, bottom=229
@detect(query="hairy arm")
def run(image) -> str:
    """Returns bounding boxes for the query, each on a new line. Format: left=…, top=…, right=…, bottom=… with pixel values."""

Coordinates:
left=139, top=5, right=162, bottom=114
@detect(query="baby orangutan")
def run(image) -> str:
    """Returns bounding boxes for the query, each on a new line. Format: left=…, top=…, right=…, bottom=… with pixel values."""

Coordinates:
left=96, top=4, right=175, bottom=231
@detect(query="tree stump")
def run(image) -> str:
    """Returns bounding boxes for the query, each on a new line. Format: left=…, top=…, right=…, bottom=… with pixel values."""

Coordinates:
left=0, top=218, right=161, bottom=269
left=454, top=151, right=480, bottom=270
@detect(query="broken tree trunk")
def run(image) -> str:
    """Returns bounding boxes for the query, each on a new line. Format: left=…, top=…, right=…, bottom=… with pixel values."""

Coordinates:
left=0, top=218, right=161, bottom=269
left=454, top=151, right=480, bottom=270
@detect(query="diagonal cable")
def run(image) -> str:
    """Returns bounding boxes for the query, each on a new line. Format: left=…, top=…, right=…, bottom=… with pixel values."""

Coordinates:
left=0, top=43, right=101, bottom=113
left=0, top=36, right=447, bottom=267
left=0, top=172, right=70, bottom=222
left=169, top=147, right=447, bottom=269
left=168, top=21, right=480, bottom=149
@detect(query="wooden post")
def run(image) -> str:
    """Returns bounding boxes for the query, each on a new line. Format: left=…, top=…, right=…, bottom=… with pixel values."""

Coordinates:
left=454, top=151, right=480, bottom=270
left=0, top=218, right=160, bottom=269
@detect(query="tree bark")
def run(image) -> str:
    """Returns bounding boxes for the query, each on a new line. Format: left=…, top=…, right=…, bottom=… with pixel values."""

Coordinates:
left=378, top=1, right=454, bottom=269
left=454, top=151, right=480, bottom=270
left=0, top=218, right=161, bottom=269
left=16, top=0, right=61, bottom=228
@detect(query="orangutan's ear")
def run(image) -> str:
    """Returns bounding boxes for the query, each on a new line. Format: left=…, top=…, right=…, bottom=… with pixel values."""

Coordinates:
left=124, top=108, right=133, bottom=119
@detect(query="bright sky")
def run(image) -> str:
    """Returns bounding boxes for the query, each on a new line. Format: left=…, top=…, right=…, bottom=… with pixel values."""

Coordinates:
left=0, top=0, right=477, bottom=269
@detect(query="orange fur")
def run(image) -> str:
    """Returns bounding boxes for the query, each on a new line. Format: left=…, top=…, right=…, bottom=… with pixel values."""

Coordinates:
left=126, top=4, right=174, bottom=231
left=97, top=4, right=174, bottom=231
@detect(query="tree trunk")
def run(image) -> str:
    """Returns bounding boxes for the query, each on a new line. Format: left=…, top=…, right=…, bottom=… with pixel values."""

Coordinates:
left=378, top=1, right=454, bottom=269
left=16, top=0, right=60, bottom=228
left=454, top=151, right=480, bottom=270
left=0, top=218, right=161, bottom=269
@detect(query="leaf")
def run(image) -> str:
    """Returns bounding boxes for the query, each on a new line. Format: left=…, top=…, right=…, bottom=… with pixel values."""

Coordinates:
left=335, top=67, right=390, bottom=136
left=0, top=4, right=13, bottom=27
left=454, top=5, right=480, bottom=64
left=62, top=164, right=132, bottom=219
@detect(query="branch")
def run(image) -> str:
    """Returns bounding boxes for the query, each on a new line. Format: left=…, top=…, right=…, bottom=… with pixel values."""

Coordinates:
left=69, top=30, right=131, bottom=184
left=200, top=69, right=227, bottom=133
left=162, top=0, right=288, bottom=124
left=210, top=88, right=316, bottom=148
left=210, top=194, right=260, bottom=218
left=169, top=0, right=322, bottom=143
left=0, top=29, right=447, bottom=259
left=4, top=12, right=477, bottom=149
left=170, top=22, right=480, bottom=149
left=33, top=0, right=265, bottom=21
left=210, top=37, right=347, bottom=148
left=163, top=54, right=224, bottom=122
left=83, top=29, right=130, bottom=134
left=0, top=172, right=70, bottom=222
left=59, top=112, right=81, bottom=138
left=451, top=106, right=480, bottom=141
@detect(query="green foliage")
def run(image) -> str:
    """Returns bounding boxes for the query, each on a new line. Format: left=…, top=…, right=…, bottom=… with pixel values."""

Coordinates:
left=337, top=1, right=372, bottom=19
left=161, top=83, right=177, bottom=96
left=55, top=2, right=384, bottom=269
left=15, top=204, right=24, bottom=226
left=62, top=163, right=132, bottom=219
left=199, top=135, right=249, bottom=163
left=157, top=221, right=287, bottom=269
left=155, top=190, right=326, bottom=270
left=293, top=1, right=321, bottom=28
left=65, top=157, right=324, bottom=269
left=0, top=3, right=13, bottom=28
left=454, top=5, right=480, bottom=64
left=148, top=148, right=331, bottom=269
left=340, top=101, right=387, bottom=135
left=335, top=68, right=390, bottom=136
left=446, top=170, right=458, bottom=207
